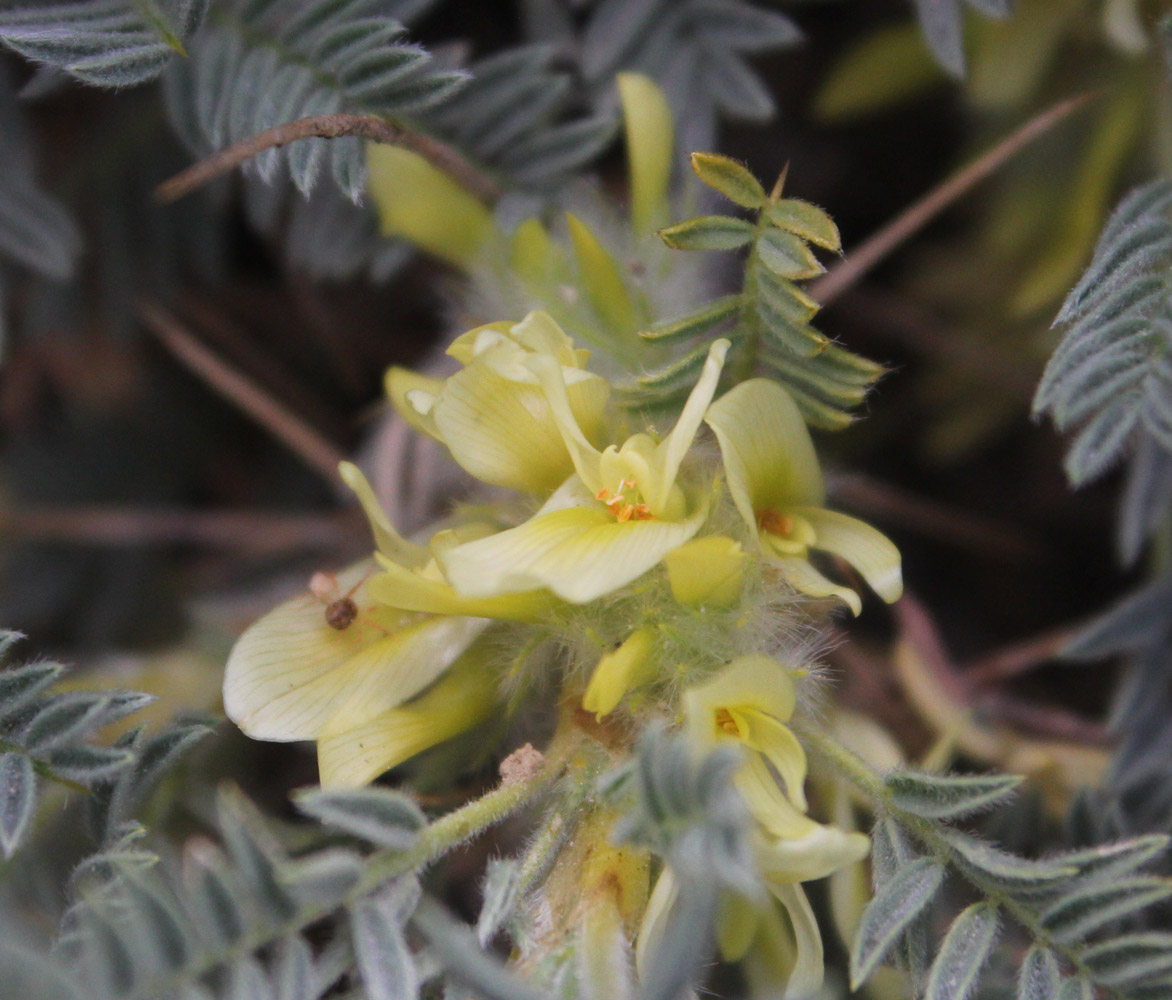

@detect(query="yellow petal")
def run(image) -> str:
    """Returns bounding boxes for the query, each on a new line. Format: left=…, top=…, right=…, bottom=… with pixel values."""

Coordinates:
left=439, top=495, right=708, bottom=604
left=385, top=367, right=444, bottom=439
left=736, top=755, right=811, bottom=839
left=366, top=145, right=492, bottom=268
left=617, top=72, right=674, bottom=233
left=566, top=212, right=641, bottom=337
left=316, top=646, right=498, bottom=788
left=740, top=892, right=800, bottom=999
left=583, top=627, right=657, bottom=719
left=510, top=218, right=560, bottom=286
left=772, top=555, right=863, bottom=616
left=338, top=462, right=430, bottom=568
left=523, top=353, right=607, bottom=495
left=644, top=338, right=729, bottom=516
left=432, top=362, right=587, bottom=494
left=704, top=379, right=825, bottom=533
left=769, top=884, right=824, bottom=1000
left=757, top=822, right=871, bottom=884
left=718, top=891, right=761, bottom=963
left=446, top=321, right=515, bottom=366
left=794, top=506, right=903, bottom=604
left=663, top=535, right=747, bottom=607
left=224, top=562, right=486, bottom=741
left=368, top=553, right=554, bottom=621
left=634, top=867, right=679, bottom=976
left=733, top=711, right=808, bottom=810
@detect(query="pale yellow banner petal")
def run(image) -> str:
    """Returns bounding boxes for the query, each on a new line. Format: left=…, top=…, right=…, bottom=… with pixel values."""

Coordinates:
left=226, top=606, right=484, bottom=742
left=795, top=506, right=903, bottom=603
left=224, top=562, right=391, bottom=739
left=433, top=363, right=582, bottom=494
left=684, top=655, right=798, bottom=743
left=440, top=499, right=707, bottom=603
left=705, top=379, right=825, bottom=530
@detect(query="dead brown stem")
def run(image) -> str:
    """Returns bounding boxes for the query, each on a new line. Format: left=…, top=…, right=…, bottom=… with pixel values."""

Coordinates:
left=155, top=112, right=502, bottom=205
left=812, top=91, right=1097, bottom=306
left=2, top=505, right=358, bottom=550
left=139, top=301, right=345, bottom=485
left=964, top=626, right=1076, bottom=686
left=896, top=594, right=1110, bottom=747
left=827, top=469, right=1044, bottom=563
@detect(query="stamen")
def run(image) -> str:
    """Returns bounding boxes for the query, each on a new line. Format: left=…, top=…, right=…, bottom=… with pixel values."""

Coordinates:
left=758, top=509, right=794, bottom=536
left=714, top=707, right=739, bottom=735
left=617, top=504, right=634, bottom=522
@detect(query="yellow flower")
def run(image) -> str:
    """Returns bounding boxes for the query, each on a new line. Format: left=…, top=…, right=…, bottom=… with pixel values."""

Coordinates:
left=316, top=643, right=498, bottom=788
left=340, top=461, right=551, bottom=621
left=705, top=378, right=902, bottom=615
left=386, top=311, right=610, bottom=496
left=636, top=864, right=844, bottom=1000
left=222, top=558, right=489, bottom=786
left=684, top=654, right=810, bottom=822
left=223, top=462, right=537, bottom=787
left=436, top=339, right=730, bottom=604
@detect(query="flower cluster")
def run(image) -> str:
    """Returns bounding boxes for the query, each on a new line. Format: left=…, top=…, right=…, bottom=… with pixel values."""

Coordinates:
left=223, top=307, right=901, bottom=995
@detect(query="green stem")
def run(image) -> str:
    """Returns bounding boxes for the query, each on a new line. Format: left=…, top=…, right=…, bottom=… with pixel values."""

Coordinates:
left=795, top=722, right=1120, bottom=995
left=132, top=739, right=578, bottom=999
left=733, top=239, right=765, bottom=385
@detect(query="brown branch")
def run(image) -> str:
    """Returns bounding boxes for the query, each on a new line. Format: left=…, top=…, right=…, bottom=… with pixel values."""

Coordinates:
left=896, top=594, right=1110, bottom=747
left=811, top=91, right=1097, bottom=306
left=155, top=112, right=503, bottom=205
left=139, top=301, right=346, bottom=485
left=963, top=626, right=1076, bottom=686
left=826, top=469, right=1044, bottom=563
left=2, top=505, right=359, bottom=550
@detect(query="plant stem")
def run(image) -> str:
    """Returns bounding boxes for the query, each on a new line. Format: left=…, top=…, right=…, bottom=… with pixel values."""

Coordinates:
left=154, top=112, right=503, bottom=205
left=811, top=91, right=1096, bottom=306
left=794, top=721, right=1116, bottom=993
left=132, top=740, right=576, bottom=999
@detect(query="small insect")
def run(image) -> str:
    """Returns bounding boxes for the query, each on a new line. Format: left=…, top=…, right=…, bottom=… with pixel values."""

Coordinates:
left=309, top=571, right=364, bottom=631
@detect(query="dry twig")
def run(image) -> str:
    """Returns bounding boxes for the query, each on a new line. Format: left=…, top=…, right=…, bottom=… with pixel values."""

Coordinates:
left=2, top=505, right=358, bottom=550
left=812, top=91, right=1096, bottom=306
left=139, top=302, right=346, bottom=485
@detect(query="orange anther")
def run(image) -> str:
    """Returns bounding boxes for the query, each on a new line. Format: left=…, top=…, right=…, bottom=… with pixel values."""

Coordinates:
left=714, top=708, right=739, bottom=735
left=617, top=504, right=634, bottom=522
left=758, top=509, right=793, bottom=536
